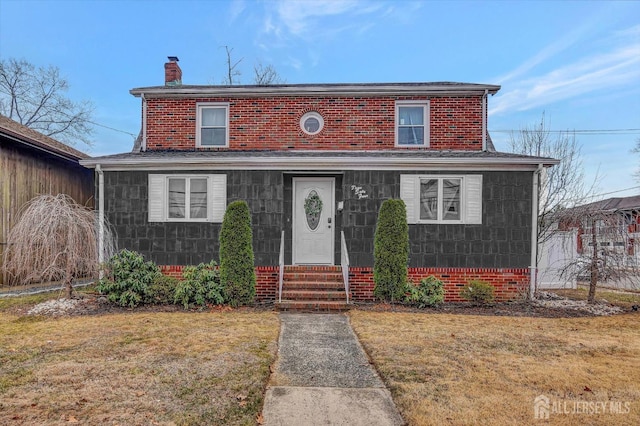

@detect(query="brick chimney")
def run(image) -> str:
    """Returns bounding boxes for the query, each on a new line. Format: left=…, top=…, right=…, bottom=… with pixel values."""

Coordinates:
left=164, top=56, right=182, bottom=86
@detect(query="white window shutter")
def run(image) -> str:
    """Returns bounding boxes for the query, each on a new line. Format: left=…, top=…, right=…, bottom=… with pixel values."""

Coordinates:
left=210, top=174, right=227, bottom=222
left=148, top=174, right=166, bottom=222
left=400, top=174, right=417, bottom=224
left=464, top=175, right=483, bottom=224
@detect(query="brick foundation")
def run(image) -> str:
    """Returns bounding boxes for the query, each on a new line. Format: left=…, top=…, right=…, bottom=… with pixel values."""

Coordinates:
left=160, top=265, right=529, bottom=303
left=350, top=267, right=530, bottom=302
left=255, top=266, right=278, bottom=303
left=159, top=265, right=184, bottom=278
left=159, top=265, right=279, bottom=303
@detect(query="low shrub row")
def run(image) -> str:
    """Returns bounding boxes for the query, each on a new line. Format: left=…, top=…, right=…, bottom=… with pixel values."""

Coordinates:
left=99, top=200, right=257, bottom=309
left=97, top=251, right=245, bottom=309
left=374, top=199, right=495, bottom=307
left=402, top=276, right=495, bottom=306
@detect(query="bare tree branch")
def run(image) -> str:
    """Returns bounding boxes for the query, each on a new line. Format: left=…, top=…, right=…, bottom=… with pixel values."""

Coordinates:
left=556, top=202, right=640, bottom=303
left=509, top=112, right=599, bottom=248
left=0, top=58, right=94, bottom=146
left=221, top=46, right=243, bottom=85
left=2, top=195, right=116, bottom=297
left=632, top=138, right=640, bottom=182
left=253, top=62, right=286, bottom=85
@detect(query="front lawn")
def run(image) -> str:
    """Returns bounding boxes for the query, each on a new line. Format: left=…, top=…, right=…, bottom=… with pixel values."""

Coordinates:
left=350, top=310, right=640, bottom=426
left=0, top=305, right=279, bottom=425
left=555, top=287, right=640, bottom=309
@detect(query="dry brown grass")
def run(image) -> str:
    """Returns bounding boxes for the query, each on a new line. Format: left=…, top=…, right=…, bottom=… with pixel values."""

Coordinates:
left=556, top=287, right=640, bottom=309
left=350, top=310, right=640, bottom=426
left=0, top=309, right=279, bottom=425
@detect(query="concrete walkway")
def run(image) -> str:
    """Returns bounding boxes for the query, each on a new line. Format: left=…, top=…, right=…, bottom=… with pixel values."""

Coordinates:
left=262, top=313, right=404, bottom=425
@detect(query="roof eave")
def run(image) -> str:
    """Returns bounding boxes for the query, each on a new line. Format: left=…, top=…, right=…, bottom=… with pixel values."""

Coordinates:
left=1, top=129, right=88, bottom=162
left=130, top=84, right=501, bottom=98
left=80, top=155, right=558, bottom=171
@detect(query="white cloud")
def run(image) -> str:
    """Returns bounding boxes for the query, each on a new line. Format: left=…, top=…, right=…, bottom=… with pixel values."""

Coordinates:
left=490, top=26, right=640, bottom=116
left=260, top=0, right=387, bottom=42
left=228, top=0, right=247, bottom=23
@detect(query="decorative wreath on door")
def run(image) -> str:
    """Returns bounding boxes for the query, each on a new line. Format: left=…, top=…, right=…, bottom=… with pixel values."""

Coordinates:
left=304, top=191, right=323, bottom=216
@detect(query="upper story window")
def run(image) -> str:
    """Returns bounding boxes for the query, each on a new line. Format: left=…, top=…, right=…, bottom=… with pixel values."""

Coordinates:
left=300, top=111, right=324, bottom=135
left=396, top=101, right=429, bottom=147
left=197, top=103, right=229, bottom=147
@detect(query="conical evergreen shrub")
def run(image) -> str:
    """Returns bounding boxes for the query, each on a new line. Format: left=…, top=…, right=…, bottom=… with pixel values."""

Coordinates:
left=373, top=199, right=409, bottom=301
left=219, top=200, right=256, bottom=306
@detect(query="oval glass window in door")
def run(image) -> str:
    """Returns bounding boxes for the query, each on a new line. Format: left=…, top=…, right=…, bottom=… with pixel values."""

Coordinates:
left=304, top=190, right=323, bottom=231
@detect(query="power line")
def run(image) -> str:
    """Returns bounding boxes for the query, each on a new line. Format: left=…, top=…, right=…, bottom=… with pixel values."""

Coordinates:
left=490, top=129, right=640, bottom=135
left=6, top=93, right=138, bottom=139
left=86, top=120, right=137, bottom=138
left=587, top=186, right=640, bottom=199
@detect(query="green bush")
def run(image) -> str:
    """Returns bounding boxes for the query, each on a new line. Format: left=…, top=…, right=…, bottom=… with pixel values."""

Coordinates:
left=460, top=280, right=495, bottom=305
left=97, top=249, right=161, bottom=307
left=174, top=261, right=225, bottom=309
left=374, top=199, right=409, bottom=301
left=219, top=201, right=256, bottom=307
left=148, top=275, right=179, bottom=305
left=405, top=276, right=444, bottom=308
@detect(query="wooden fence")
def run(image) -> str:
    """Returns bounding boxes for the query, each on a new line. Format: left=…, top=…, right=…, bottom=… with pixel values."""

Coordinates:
left=0, top=142, right=94, bottom=286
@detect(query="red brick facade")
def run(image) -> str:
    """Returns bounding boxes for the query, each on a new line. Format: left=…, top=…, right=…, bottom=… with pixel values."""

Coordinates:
left=160, top=265, right=528, bottom=303
left=159, top=265, right=279, bottom=303
left=349, top=267, right=529, bottom=302
left=144, top=95, right=483, bottom=151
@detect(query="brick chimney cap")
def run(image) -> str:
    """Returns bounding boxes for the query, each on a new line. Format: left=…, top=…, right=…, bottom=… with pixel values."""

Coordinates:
left=167, top=56, right=179, bottom=62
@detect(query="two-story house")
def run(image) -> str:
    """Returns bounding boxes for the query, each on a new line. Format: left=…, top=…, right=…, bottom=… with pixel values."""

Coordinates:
left=81, top=57, right=557, bottom=307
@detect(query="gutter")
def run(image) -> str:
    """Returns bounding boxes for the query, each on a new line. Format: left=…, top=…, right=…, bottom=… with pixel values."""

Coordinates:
left=96, top=164, right=105, bottom=278
left=130, top=83, right=501, bottom=98
left=141, top=93, right=147, bottom=152
left=1, top=132, right=88, bottom=163
left=482, top=89, right=488, bottom=151
left=530, top=163, right=543, bottom=299
left=80, top=154, right=560, bottom=170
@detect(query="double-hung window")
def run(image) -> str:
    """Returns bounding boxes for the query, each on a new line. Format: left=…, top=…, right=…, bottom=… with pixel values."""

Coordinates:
left=168, top=177, right=208, bottom=220
left=148, top=174, right=227, bottom=223
left=400, top=174, right=482, bottom=224
left=396, top=101, right=429, bottom=147
left=419, top=177, right=462, bottom=221
left=197, top=103, right=229, bottom=147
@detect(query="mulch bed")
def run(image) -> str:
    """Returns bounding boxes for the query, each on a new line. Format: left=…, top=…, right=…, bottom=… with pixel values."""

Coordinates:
left=353, top=301, right=603, bottom=318
left=7, top=292, right=636, bottom=319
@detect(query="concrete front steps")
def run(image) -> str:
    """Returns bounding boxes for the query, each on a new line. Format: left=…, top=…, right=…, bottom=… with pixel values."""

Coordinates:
left=276, top=266, right=351, bottom=312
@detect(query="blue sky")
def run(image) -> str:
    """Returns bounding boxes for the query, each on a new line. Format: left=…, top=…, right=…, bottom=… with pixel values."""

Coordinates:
left=1, top=0, right=639, bottom=199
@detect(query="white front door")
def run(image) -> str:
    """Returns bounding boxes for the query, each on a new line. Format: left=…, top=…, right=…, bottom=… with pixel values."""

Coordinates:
left=293, top=177, right=335, bottom=265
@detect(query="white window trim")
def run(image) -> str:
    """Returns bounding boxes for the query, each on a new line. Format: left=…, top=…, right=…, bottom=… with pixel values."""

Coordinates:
left=400, top=174, right=482, bottom=225
left=300, top=111, right=324, bottom=135
left=148, top=174, right=227, bottom=223
left=417, top=176, right=463, bottom=224
left=166, top=176, right=209, bottom=222
left=395, top=100, right=430, bottom=148
left=196, top=102, right=230, bottom=148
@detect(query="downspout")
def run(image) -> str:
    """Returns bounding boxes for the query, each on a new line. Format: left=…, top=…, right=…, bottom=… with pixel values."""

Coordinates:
left=96, top=164, right=105, bottom=278
left=482, top=89, right=488, bottom=151
left=529, top=163, right=543, bottom=299
left=141, top=93, right=147, bottom=152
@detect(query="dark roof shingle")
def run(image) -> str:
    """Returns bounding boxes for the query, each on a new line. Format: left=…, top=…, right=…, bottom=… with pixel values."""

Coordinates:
left=0, top=115, right=89, bottom=160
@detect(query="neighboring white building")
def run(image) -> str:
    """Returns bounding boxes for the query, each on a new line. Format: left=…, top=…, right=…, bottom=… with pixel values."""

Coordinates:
left=538, top=196, right=640, bottom=290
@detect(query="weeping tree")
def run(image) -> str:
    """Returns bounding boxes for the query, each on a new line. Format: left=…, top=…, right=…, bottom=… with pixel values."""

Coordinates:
left=2, top=194, right=115, bottom=298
